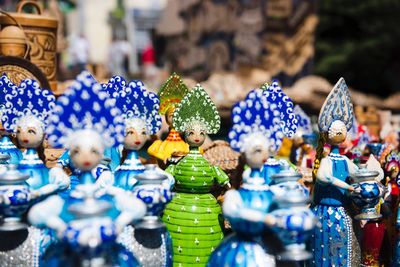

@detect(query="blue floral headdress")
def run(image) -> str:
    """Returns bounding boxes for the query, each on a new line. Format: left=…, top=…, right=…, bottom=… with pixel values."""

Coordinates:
left=101, top=75, right=126, bottom=99
left=293, top=105, right=313, bottom=136
left=229, top=88, right=291, bottom=152
left=1, top=77, right=55, bottom=132
left=0, top=74, right=17, bottom=118
left=46, top=71, right=125, bottom=148
left=318, top=77, right=354, bottom=132
left=261, top=81, right=298, bottom=137
left=115, top=80, right=162, bottom=135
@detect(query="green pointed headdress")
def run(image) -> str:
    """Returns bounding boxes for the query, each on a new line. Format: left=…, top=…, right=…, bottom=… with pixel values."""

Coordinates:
left=158, top=73, right=189, bottom=115
left=172, top=84, right=220, bottom=134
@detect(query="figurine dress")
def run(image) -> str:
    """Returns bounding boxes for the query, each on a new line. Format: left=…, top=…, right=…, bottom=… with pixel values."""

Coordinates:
left=311, top=145, right=358, bottom=266
left=311, top=78, right=360, bottom=266
left=148, top=128, right=189, bottom=161
left=163, top=147, right=229, bottom=266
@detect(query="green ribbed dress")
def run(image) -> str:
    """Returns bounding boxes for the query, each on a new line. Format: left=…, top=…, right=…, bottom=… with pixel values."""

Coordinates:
left=162, top=148, right=229, bottom=267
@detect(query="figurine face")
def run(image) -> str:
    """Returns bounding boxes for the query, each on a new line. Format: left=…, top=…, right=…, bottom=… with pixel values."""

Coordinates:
left=243, top=135, right=269, bottom=169
left=327, top=120, right=347, bottom=145
left=124, top=127, right=148, bottom=150
left=185, top=123, right=206, bottom=147
left=166, top=108, right=174, bottom=126
left=67, top=130, right=105, bottom=172
left=17, top=126, right=44, bottom=148
left=16, top=116, right=45, bottom=148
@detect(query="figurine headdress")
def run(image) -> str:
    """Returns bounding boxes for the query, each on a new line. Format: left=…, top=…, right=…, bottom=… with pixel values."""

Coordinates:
left=158, top=73, right=189, bottom=115
left=101, top=75, right=126, bottom=99
left=318, top=78, right=354, bottom=133
left=46, top=71, right=125, bottom=148
left=173, top=84, right=220, bottom=134
left=384, top=150, right=400, bottom=174
left=1, top=77, right=55, bottom=132
left=0, top=74, right=17, bottom=119
left=229, top=88, right=296, bottom=152
left=261, top=81, right=298, bottom=137
left=293, top=105, right=313, bottom=136
left=115, top=80, right=162, bottom=135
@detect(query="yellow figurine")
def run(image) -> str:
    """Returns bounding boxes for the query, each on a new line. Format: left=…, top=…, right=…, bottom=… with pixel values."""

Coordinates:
left=147, top=73, right=190, bottom=163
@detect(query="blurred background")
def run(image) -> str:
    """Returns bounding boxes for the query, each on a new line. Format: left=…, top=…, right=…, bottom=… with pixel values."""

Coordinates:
left=0, top=0, right=399, bottom=122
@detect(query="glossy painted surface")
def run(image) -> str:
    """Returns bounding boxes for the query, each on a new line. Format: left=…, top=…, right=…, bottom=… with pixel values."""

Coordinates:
left=163, top=148, right=228, bottom=266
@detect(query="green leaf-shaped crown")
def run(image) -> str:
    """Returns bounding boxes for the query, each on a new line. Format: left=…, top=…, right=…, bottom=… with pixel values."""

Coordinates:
left=158, top=72, right=189, bottom=115
left=172, top=84, right=220, bottom=134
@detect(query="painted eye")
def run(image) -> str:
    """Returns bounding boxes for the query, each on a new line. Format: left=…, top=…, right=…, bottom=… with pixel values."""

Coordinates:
left=255, top=149, right=262, bottom=153
left=71, top=148, right=80, bottom=156
left=200, top=132, right=205, bottom=136
left=28, top=129, right=36, bottom=134
left=91, top=149, right=100, bottom=155
left=16, top=129, right=20, bottom=134
left=141, top=131, right=146, bottom=135
left=189, top=131, right=194, bottom=136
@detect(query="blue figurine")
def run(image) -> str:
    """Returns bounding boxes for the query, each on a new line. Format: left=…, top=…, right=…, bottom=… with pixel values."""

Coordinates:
left=311, top=78, right=360, bottom=266
left=0, top=74, right=23, bottom=164
left=28, top=71, right=146, bottom=266
left=55, top=74, right=121, bottom=195
left=113, top=79, right=162, bottom=190
left=1, top=78, right=69, bottom=194
left=260, top=81, right=298, bottom=183
left=208, top=87, right=297, bottom=266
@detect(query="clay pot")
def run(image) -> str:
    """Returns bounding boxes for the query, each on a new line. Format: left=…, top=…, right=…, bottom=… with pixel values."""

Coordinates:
left=0, top=25, right=27, bottom=57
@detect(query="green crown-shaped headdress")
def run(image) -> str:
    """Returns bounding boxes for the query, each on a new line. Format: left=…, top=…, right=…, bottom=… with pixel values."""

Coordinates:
left=172, top=84, right=220, bottom=134
left=158, top=73, right=189, bottom=115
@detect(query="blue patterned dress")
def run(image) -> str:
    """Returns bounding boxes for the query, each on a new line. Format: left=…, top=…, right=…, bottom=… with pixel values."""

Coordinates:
left=18, top=148, right=49, bottom=190
left=208, top=168, right=277, bottom=266
left=114, top=150, right=144, bottom=190
left=311, top=146, right=358, bottom=266
left=0, top=135, right=22, bottom=165
left=103, top=146, right=121, bottom=172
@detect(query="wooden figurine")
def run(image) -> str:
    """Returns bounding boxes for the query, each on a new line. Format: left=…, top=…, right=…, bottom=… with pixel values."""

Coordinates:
left=311, top=78, right=361, bottom=266
left=162, top=84, right=229, bottom=266
left=148, top=73, right=190, bottom=166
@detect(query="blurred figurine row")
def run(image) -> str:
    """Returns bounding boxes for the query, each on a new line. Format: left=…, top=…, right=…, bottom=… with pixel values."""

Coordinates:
left=0, top=70, right=399, bottom=267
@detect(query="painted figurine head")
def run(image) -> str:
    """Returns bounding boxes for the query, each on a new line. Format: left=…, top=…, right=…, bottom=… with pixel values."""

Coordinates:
left=158, top=73, right=189, bottom=127
left=173, top=84, right=220, bottom=148
left=229, top=86, right=297, bottom=170
left=318, top=78, right=354, bottom=145
left=1, top=77, right=55, bottom=149
left=384, top=151, right=400, bottom=182
left=115, top=80, right=162, bottom=151
left=47, top=71, right=125, bottom=173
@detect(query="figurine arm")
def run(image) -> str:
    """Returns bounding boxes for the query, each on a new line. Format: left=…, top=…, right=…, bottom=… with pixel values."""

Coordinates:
left=108, top=188, right=146, bottom=232
left=223, top=190, right=266, bottom=224
left=316, top=157, right=352, bottom=190
left=165, top=164, right=176, bottom=176
left=49, top=166, right=71, bottom=190
left=28, top=195, right=67, bottom=233
left=213, top=166, right=230, bottom=186
left=95, top=169, right=114, bottom=188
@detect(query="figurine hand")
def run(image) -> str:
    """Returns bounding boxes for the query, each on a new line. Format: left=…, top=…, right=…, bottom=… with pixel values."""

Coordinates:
left=264, top=214, right=276, bottom=226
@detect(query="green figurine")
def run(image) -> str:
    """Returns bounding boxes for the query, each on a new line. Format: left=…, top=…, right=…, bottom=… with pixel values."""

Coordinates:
left=162, top=84, right=229, bottom=266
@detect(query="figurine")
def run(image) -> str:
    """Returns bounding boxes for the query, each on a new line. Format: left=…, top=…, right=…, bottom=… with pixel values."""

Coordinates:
left=29, top=71, right=146, bottom=266
left=0, top=75, right=24, bottom=164
left=311, top=78, right=361, bottom=266
left=147, top=73, right=190, bottom=165
left=210, top=87, right=298, bottom=266
left=162, top=84, right=229, bottom=266
left=54, top=74, right=121, bottom=195
left=260, top=81, right=298, bottom=184
left=1, top=78, right=69, bottom=194
left=114, top=79, right=162, bottom=190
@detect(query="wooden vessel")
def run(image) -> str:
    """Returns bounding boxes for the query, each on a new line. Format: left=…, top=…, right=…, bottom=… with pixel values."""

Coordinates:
left=0, top=1, right=58, bottom=92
